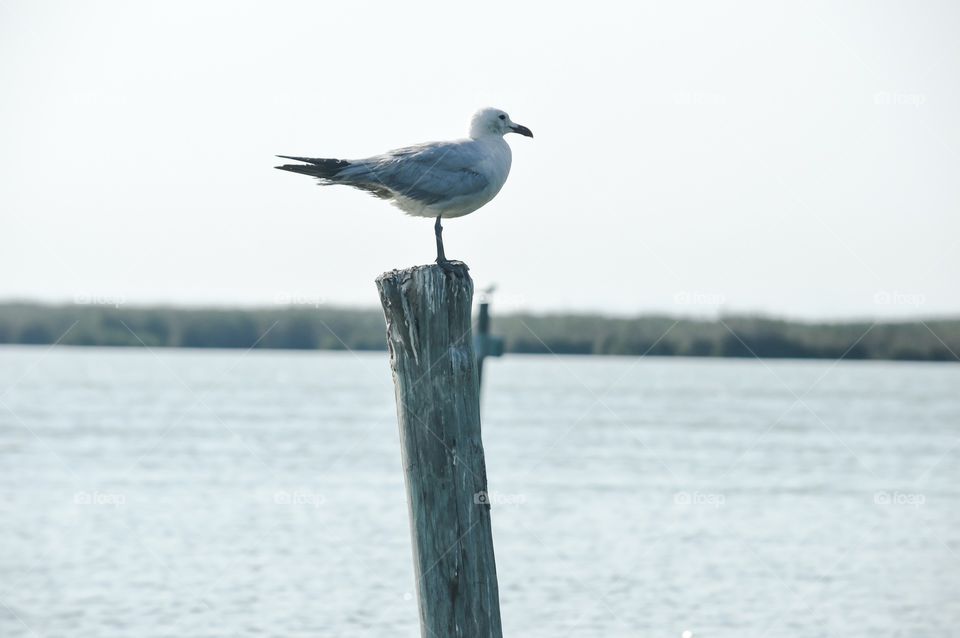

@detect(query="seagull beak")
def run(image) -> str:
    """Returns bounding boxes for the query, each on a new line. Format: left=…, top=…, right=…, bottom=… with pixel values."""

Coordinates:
left=510, top=124, right=534, bottom=138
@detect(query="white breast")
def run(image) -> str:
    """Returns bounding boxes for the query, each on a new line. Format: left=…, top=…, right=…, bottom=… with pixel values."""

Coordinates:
left=417, top=137, right=513, bottom=219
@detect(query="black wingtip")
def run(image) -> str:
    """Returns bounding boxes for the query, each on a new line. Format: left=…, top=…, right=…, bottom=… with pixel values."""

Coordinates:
left=275, top=156, right=351, bottom=178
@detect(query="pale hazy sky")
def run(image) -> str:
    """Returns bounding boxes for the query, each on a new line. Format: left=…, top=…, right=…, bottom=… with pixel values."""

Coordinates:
left=1, top=1, right=957, bottom=318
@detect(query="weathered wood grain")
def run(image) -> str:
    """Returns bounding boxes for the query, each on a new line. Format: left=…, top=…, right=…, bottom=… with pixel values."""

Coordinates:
left=376, top=264, right=503, bottom=638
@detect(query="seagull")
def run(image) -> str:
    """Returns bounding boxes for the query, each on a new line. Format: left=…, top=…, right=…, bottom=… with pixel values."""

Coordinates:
left=276, top=107, right=533, bottom=270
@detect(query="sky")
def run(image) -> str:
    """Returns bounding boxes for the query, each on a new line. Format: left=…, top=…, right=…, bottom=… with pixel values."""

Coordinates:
left=1, top=0, right=957, bottom=319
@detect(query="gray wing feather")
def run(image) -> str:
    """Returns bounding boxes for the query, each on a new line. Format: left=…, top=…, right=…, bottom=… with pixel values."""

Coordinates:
left=336, top=141, right=488, bottom=205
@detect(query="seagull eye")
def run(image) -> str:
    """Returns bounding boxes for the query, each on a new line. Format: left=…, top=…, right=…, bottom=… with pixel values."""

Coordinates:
left=498, top=114, right=506, bottom=120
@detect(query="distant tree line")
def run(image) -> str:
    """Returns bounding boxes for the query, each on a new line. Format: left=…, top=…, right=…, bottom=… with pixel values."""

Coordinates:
left=0, top=302, right=957, bottom=362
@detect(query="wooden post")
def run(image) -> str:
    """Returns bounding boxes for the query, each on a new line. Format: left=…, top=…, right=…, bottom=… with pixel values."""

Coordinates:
left=376, top=264, right=503, bottom=638
left=473, top=293, right=504, bottom=390
left=476, top=299, right=492, bottom=388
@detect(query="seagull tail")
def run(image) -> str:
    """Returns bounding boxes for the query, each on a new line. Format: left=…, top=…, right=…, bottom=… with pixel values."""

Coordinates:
left=274, top=156, right=351, bottom=180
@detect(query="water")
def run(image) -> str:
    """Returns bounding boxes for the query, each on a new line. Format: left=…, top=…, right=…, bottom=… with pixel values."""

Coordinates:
left=1, top=346, right=958, bottom=637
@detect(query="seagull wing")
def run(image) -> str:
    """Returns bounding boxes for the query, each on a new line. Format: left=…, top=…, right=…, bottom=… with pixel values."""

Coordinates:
left=337, top=141, right=489, bottom=205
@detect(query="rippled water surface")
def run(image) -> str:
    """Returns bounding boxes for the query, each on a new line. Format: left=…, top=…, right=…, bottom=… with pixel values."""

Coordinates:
left=1, top=346, right=958, bottom=637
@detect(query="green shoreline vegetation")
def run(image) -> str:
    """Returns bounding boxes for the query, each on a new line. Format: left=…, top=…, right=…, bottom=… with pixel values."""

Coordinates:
left=0, top=302, right=957, bottom=362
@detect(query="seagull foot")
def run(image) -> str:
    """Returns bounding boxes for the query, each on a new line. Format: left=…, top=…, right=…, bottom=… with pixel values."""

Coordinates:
left=435, top=258, right=469, bottom=277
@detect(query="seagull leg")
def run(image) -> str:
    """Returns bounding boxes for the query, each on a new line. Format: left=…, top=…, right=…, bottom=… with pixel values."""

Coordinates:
left=434, top=215, right=465, bottom=275
left=435, top=215, right=447, bottom=263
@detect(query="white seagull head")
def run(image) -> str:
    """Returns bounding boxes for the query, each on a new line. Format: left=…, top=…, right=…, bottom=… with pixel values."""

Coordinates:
left=469, top=107, right=533, bottom=140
